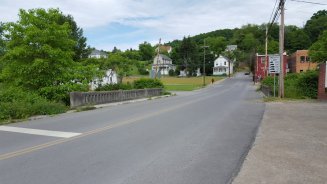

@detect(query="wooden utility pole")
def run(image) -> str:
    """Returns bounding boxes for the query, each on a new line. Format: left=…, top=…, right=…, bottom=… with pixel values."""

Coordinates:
left=279, top=0, right=285, bottom=98
left=155, top=38, right=161, bottom=79
left=265, top=26, right=268, bottom=77
left=202, top=40, right=209, bottom=86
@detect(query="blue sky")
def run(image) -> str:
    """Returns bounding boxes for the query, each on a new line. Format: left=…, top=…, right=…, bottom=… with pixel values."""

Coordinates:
left=1, top=0, right=326, bottom=51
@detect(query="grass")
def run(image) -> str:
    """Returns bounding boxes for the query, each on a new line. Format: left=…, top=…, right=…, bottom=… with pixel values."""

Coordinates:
left=123, top=76, right=224, bottom=91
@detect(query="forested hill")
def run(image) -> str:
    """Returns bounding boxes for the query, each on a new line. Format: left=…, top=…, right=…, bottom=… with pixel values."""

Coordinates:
left=166, top=10, right=327, bottom=73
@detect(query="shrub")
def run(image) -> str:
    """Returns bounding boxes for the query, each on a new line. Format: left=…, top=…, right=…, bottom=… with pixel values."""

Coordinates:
left=95, top=83, right=133, bottom=91
left=297, top=70, right=318, bottom=98
left=168, top=69, right=175, bottom=76
left=260, top=71, right=318, bottom=99
left=133, top=78, right=164, bottom=89
left=39, top=83, right=89, bottom=105
left=138, top=68, right=149, bottom=75
left=0, top=87, right=67, bottom=121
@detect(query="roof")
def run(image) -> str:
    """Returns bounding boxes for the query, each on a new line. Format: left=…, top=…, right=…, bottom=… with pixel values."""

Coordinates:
left=215, top=55, right=230, bottom=62
left=226, top=45, right=237, bottom=51
left=159, top=54, right=172, bottom=61
left=156, top=45, right=172, bottom=53
left=90, top=49, right=107, bottom=56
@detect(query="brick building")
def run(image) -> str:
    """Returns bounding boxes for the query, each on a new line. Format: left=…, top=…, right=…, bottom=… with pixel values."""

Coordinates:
left=288, top=50, right=318, bottom=73
left=318, top=62, right=327, bottom=100
left=255, top=53, right=287, bottom=81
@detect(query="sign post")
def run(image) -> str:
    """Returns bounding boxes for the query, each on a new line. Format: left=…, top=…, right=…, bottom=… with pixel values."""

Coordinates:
left=269, top=54, right=281, bottom=97
left=325, top=61, right=327, bottom=88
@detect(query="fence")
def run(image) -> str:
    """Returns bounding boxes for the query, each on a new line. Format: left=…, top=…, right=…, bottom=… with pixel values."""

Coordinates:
left=70, top=88, right=163, bottom=108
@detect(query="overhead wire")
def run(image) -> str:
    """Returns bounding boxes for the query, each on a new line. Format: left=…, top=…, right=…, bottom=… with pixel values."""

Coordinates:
left=289, top=0, right=327, bottom=5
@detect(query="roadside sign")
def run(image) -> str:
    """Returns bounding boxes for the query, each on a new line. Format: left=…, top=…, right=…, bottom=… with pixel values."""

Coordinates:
left=269, top=55, right=280, bottom=74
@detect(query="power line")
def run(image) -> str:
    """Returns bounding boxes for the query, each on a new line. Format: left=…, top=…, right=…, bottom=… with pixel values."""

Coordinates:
left=268, top=0, right=279, bottom=24
left=290, top=0, right=327, bottom=5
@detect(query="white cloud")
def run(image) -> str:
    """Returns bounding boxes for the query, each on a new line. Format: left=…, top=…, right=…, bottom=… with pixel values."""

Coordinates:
left=0, top=0, right=326, bottom=50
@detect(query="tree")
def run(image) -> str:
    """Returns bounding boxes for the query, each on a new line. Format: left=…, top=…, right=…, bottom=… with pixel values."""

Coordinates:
left=0, top=22, right=5, bottom=57
left=58, top=14, right=90, bottom=61
left=104, top=53, right=132, bottom=83
left=1, top=8, right=92, bottom=102
left=206, top=36, right=227, bottom=56
left=304, top=10, right=327, bottom=43
left=139, top=42, right=154, bottom=61
left=285, top=26, right=311, bottom=53
left=179, top=36, right=199, bottom=75
left=309, top=30, right=327, bottom=63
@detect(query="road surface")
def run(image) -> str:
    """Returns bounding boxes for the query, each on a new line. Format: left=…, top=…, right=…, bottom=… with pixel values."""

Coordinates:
left=0, top=73, right=265, bottom=184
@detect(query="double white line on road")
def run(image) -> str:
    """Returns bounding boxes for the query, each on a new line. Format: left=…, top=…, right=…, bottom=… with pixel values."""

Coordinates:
left=0, top=126, right=81, bottom=138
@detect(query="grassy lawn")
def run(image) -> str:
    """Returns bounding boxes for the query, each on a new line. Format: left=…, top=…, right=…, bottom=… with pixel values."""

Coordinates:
left=123, top=76, right=224, bottom=91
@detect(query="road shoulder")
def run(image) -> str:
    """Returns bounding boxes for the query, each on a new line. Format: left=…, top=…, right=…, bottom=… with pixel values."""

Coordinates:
left=233, top=101, right=327, bottom=184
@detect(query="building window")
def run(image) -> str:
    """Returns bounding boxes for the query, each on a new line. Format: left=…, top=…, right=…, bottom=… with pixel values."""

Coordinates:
left=224, top=62, right=226, bottom=65
left=300, top=56, right=305, bottom=63
left=306, top=56, right=310, bottom=62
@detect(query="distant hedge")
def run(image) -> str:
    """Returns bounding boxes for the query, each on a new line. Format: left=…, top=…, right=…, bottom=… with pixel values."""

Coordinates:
left=133, top=78, right=164, bottom=89
left=96, top=78, right=164, bottom=91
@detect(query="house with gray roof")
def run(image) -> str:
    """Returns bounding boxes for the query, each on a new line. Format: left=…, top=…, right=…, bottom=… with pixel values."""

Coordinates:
left=152, top=54, right=175, bottom=75
left=89, top=49, right=108, bottom=59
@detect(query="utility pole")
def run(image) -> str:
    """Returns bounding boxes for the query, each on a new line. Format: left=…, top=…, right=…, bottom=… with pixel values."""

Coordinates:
left=279, top=0, right=285, bottom=98
left=155, top=38, right=161, bottom=79
left=228, top=51, right=232, bottom=78
left=265, top=25, right=268, bottom=77
left=202, top=39, right=209, bottom=86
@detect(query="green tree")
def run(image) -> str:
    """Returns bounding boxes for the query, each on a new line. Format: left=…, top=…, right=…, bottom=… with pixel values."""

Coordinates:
left=104, top=53, right=132, bottom=83
left=309, top=30, right=327, bottom=63
left=206, top=36, right=227, bottom=56
left=58, top=15, right=90, bottom=61
left=0, top=22, right=5, bottom=57
left=304, top=10, right=327, bottom=43
left=179, top=36, right=199, bottom=75
left=285, top=26, right=311, bottom=53
left=139, top=42, right=154, bottom=61
left=1, top=8, right=92, bottom=102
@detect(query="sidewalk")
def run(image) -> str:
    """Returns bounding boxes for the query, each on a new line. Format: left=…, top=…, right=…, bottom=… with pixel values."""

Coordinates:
left=233, top=101, right=327, bottom=184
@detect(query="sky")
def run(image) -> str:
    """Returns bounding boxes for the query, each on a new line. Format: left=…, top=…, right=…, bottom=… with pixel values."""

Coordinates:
left=0, top=0, right=326, bottom=51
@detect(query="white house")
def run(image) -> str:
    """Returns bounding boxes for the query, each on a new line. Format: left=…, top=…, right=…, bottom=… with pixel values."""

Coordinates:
left=89, top=49, right=108, bottom=59
left=152, top=54, right=176, bottom=75
left=90, top=69, right=118, bottom=90
left=213, top=55, right=234, bottom=76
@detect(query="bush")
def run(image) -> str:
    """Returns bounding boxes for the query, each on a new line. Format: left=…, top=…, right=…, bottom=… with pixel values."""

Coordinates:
left=138, top=68, right=149, bottom=75
left=95, top=83, right=133, bottom=91
left=0, top=87, right=67, bottom=121
left=297, top=71, right=318, bottom=99
left=260, top=71, right=318, bottom=99
left=39, top=83, right=89, bottom=105
left=168, top=69, right=175, bottom=76
left=133, top=78, right=164, bottom=89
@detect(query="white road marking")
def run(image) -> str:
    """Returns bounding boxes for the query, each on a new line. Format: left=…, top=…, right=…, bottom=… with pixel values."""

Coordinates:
left=0, top=126, right=81, bottom=138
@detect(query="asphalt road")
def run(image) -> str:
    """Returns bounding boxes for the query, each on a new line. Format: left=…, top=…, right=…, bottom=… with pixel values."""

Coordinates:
left=0, top=73, right=265, bottom=184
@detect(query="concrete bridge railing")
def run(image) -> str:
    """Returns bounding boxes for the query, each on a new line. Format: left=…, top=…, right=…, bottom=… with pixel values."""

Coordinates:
left=70, top=88, right=163, bottom=108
